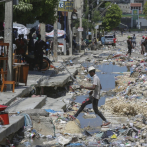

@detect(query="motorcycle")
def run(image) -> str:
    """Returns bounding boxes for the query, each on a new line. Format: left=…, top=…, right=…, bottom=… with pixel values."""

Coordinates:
left=24, top=54, right=51, bottom=71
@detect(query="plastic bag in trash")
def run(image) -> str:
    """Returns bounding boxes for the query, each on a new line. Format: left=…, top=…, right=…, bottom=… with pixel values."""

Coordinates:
left=57, top=136, right=72, bottom=146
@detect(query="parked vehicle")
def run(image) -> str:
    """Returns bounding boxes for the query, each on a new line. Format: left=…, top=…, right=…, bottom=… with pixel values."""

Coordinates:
left=104, top=35, right=114, bottom=45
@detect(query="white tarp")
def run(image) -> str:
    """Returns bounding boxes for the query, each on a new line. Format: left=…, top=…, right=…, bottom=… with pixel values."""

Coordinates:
left=13, top=23, right=30, bottom=38
left=46, top=30, right=66, bottom=37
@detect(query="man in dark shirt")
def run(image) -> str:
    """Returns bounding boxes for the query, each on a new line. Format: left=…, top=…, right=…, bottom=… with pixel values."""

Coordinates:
left=35, top=34, right=47, bottom=71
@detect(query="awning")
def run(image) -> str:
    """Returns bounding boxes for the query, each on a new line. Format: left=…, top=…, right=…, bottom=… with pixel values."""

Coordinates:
left=46, top=30, right=66, bottom=37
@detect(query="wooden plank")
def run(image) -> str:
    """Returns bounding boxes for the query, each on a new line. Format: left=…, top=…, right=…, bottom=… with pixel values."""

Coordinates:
left=0, top=43, right=9, bottom=47
left=0, top=57, right=8, bottom=60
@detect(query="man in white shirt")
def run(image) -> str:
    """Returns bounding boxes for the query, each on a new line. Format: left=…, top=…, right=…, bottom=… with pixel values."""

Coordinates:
left=74, top=66, right=110, bottom=126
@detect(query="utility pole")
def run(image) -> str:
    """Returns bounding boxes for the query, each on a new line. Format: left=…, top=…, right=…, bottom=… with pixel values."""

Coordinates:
left=68, top=11, right=72, bottom=55
left=53, top=8, right=58, bottom=62
left=4, top=0, right=13, bottom=90
left=79, top=0, right=83, bottom=53
left=40, top=23, right=45, bottom=41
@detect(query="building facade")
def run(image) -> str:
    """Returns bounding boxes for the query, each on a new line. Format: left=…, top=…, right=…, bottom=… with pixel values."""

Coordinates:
left=130, top=3, right=142, bottom=14
left=118, top=3, right=130, bottom=13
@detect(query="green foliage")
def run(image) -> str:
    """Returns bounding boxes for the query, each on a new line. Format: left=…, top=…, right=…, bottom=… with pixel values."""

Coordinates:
left=102, top=3, right=122, bottom=31
left=72, top=19, right=79, bottom=29
left=144, top=2, right=147, bottom=19
left=13, top=0, right=58, bottom=24
left=13, top=1, right=33, bottom=12
left=82, top=5, right=101, bottom=31
left=0, top=0, right=58, bottom=25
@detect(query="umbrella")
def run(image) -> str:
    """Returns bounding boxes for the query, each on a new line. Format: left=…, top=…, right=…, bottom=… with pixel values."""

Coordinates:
left=46, top=30, right=66, bottom=38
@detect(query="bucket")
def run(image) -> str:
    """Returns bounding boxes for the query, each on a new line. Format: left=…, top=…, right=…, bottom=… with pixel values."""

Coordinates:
left=0, top=112, right=9, bottom=125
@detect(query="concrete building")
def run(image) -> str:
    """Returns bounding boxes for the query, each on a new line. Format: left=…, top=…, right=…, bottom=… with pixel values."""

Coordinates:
left=130, top=3, right=142, bottom=13
left=118, top=3, right=130, bottom=13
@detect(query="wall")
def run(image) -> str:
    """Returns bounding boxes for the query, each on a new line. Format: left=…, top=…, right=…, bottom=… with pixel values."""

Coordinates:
left=118, top=3, right=130, bottom=13
left=121, top=18, right=132, bottom=28
left=136, top=18, right=147, bottom=28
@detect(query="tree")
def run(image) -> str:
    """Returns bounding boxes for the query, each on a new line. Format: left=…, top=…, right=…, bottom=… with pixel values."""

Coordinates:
left=144, top=2, right=147, bottom=19
left=82, top=6, right=101, bottom=31
left=0, top=0, right=58, bottom=25
left=102, top=3, right=122, bottom=31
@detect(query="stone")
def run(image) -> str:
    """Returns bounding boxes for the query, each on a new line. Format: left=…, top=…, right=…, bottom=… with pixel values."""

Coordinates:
left=23, top=109, right=49, bottom=117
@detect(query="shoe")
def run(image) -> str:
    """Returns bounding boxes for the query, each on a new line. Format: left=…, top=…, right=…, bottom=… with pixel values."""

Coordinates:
left=101, top=122, right=111, bottom=127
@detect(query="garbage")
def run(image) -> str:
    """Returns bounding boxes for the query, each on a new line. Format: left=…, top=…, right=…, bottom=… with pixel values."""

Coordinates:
left=57, top=136, right=72, bottom=146
left=66, top=143, right=85, bottom=147
left=83, top=113, right=96, bottom=119
left=10, top=33, right=147, bottom=146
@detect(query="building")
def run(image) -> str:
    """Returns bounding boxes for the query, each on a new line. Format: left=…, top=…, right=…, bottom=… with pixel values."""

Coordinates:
left=118, top=3, right=130, bottom=13
left=130, top=3, right=142, bottom=13
left=136, top=18, right=147, bottom=29
left=132, top=0, right=147, bottom=5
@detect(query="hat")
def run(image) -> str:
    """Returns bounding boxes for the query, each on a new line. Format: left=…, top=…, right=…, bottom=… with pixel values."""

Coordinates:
left=88, top=66, right=95, bottom=72
left=128, top=36, right=130, bottom=38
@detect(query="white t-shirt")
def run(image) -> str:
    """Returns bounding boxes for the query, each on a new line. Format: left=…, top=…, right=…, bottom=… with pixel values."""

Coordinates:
left=92, top=74, right=101, bottom=99
left=141, top=39, right=145, bottom=44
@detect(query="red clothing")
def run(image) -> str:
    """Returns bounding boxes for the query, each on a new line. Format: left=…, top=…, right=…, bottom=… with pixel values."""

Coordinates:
left=113, top=38, right=116, bottom=43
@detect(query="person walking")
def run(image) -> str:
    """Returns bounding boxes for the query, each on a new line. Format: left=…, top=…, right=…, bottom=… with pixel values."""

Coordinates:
left=126, top=36, right=133, bottom=57
left=28, top=33, right=35, bottom=55
left=141, top=36, right=145, bottom=55
left=132, top=34, right=136, bottom=48
left=145, top=37, right=147, bottom=53
left=113, top=37, right=117, bottom=49
left=15, top=34, right=25, bottom=61
left=141, top=36, right=145, bottom=45
left=101, top=35, right=105, bottom=46
left=141, top=40, right=145, bottom=55
left=34, top=34, right=47, bottom=71
left=74, top=66, right=111, bottom=127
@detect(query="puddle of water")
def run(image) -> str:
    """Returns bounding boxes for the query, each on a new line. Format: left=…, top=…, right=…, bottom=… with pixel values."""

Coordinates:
left=76, top=63, right=133, bottom=128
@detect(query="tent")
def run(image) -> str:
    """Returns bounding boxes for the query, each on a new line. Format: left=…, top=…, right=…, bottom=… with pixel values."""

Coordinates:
left=46, top=30, right=66, bottom=38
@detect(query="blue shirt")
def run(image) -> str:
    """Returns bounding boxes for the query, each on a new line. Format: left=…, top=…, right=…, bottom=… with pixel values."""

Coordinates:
left=101, top=37, right=105, bottom=43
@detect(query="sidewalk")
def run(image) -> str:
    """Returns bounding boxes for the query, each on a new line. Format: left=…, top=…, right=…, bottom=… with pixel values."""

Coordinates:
left=0, top=53, right=84, bottom=106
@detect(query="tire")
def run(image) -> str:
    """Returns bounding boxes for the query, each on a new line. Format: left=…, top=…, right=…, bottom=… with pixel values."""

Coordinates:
left=41, top=57, right=50, bottom=71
